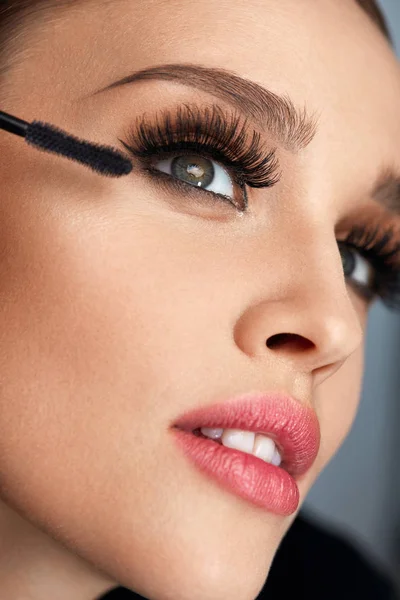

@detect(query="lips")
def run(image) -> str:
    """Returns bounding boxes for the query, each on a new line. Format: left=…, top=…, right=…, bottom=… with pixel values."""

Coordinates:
left=172, top=391, right=320, bottom=478
left=170, top=392, right=321, bottom=514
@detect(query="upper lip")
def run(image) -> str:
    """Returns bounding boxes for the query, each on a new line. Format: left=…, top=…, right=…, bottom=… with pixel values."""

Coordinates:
left=172, top=391, right=320, bottom=477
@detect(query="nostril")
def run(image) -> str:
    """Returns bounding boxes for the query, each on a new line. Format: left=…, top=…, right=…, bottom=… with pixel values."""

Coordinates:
left=266, top=333, right=314, bottom=352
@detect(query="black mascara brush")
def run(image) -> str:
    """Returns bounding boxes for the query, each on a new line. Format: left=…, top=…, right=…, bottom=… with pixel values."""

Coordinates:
left=0, top=109, right=133, bottom=177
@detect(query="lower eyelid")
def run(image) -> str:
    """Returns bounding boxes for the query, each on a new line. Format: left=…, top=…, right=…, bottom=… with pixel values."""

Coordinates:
left=144, top=151, right=247, bottom=204
left=141, top=166, right=236, bottom=208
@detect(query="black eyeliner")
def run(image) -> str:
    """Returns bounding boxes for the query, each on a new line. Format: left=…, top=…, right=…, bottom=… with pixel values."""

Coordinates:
left=120, top=102, right=282, bottom=189
left=342, top=222, right=400, bottom=312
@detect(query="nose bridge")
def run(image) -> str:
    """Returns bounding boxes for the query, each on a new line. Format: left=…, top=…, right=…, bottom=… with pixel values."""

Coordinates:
left=234, top=220, right=364, bottom=371
left=290, top=223, right=364, bottom=355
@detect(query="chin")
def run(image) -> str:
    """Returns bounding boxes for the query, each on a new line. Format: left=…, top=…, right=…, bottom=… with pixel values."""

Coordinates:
left=92, top=514, right=283, bottom=600
left=116, top=553, right=273, bottom=600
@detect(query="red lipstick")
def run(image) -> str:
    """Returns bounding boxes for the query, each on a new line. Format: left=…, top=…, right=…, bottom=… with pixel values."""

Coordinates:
left=171, top=392, right=320, bottom=516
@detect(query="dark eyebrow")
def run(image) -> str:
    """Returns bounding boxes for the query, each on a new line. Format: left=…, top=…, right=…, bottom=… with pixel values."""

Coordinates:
left=85, top=62, right=319, bottom=153
left=372, top=167, right=400, bottom=216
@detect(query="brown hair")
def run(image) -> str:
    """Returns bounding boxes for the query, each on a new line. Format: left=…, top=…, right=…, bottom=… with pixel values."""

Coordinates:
left=0, top=0, right=395, bottom=81
left=355, top=0, right=393, bottom=44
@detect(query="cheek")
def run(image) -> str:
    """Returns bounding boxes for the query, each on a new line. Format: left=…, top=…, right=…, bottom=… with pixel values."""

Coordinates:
left=0, top=199, right=282, bottom=597
left=0, top=200, right=191, bottom=570
left=314, top=345, right=365, bottom=475
left=0, top=178, right=370, bottom=596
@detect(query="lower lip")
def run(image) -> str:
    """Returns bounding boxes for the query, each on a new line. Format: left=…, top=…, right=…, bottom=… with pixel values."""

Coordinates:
left=171, top=428, right=300, bottom=516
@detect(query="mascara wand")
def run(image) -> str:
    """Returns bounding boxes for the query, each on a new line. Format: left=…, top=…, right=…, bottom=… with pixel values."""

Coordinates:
left=0, top=109, right=133, bottom=177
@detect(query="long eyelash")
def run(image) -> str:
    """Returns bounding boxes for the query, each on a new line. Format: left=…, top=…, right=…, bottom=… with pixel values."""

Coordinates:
left=343, top=222, right=400, bottom=312
left=119, top=102, right=282, bottom=189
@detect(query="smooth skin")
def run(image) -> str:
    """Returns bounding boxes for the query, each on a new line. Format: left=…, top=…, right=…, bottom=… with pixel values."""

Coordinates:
left=0, top=0, right=399, bottom=599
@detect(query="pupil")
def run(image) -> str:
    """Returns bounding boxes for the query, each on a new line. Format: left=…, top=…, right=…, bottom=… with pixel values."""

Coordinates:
left=339, top=244, right=355, bottom=277
left=172, top=155, right=214, bottom=188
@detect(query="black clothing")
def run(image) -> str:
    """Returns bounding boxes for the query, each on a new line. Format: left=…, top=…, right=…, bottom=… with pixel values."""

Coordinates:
left=99, top=512, right=399, bottom=599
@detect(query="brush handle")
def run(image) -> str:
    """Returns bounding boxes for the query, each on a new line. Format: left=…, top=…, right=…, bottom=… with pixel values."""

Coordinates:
left=0, top=110, right=28, bottom=137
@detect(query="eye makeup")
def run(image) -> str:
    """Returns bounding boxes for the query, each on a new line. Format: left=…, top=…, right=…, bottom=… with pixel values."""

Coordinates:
left=119, top=102, right=400, bottom=313
left=338, top=221, right=400, bottom=311
left=2, top=105, right=399, bottom=312
left=119, top=102, right=282, bottom=212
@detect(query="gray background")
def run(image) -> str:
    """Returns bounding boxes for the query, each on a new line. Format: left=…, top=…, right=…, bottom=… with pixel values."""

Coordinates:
left=303, top=1, right=400, bottom=588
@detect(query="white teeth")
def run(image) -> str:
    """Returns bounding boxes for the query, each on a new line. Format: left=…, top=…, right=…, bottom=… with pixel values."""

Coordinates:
left=200, top=427, right=224, bottom=439
left=221, top=429, right=255, bottom=454
left=271, top=447, right=282, bottom=467
left=253, top=434, right=275, bottom=463
left=199, top=427, right=282, bottom=467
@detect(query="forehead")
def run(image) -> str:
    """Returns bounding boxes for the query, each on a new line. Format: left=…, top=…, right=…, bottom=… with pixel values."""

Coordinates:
left=31, top=2, right=399, bottom=108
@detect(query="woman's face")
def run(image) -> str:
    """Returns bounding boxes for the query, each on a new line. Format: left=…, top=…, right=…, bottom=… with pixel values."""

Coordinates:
left=0, top=0, right=399, bottom=598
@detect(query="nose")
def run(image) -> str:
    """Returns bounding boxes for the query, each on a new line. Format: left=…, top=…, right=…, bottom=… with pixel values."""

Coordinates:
left=233, top=232, right=364, bottom=385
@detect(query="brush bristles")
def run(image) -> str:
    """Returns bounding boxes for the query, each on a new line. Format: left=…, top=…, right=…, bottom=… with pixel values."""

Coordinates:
left=25, top=120, right=133, bottom=177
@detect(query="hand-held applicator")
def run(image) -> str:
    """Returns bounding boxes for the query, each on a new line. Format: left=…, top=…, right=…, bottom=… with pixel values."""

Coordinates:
left=0, top=109, right=133, bottom=177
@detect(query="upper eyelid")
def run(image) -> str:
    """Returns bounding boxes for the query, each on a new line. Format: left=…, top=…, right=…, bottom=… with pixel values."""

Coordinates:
left=121, top=102, right=272, bottom=156
left=117, top=101, right=400, bottom=217
left=85, top=62, right=319, bottom=153
left=120, top=102, right=282, bottom=187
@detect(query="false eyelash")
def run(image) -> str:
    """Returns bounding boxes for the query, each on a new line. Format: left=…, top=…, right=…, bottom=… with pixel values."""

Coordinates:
left=343, top=222, right=400, bottom=312
left=119, top=102, right=282, bottom=190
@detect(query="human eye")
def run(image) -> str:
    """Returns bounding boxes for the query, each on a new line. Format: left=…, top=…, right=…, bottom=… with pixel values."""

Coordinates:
left=144, top=154, right=240, bottom=207
left=118, top=102, right=281, bottom=213
left=338, top=221, right=400, bottom=312
left=118, top=103, right=400, bottom=313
